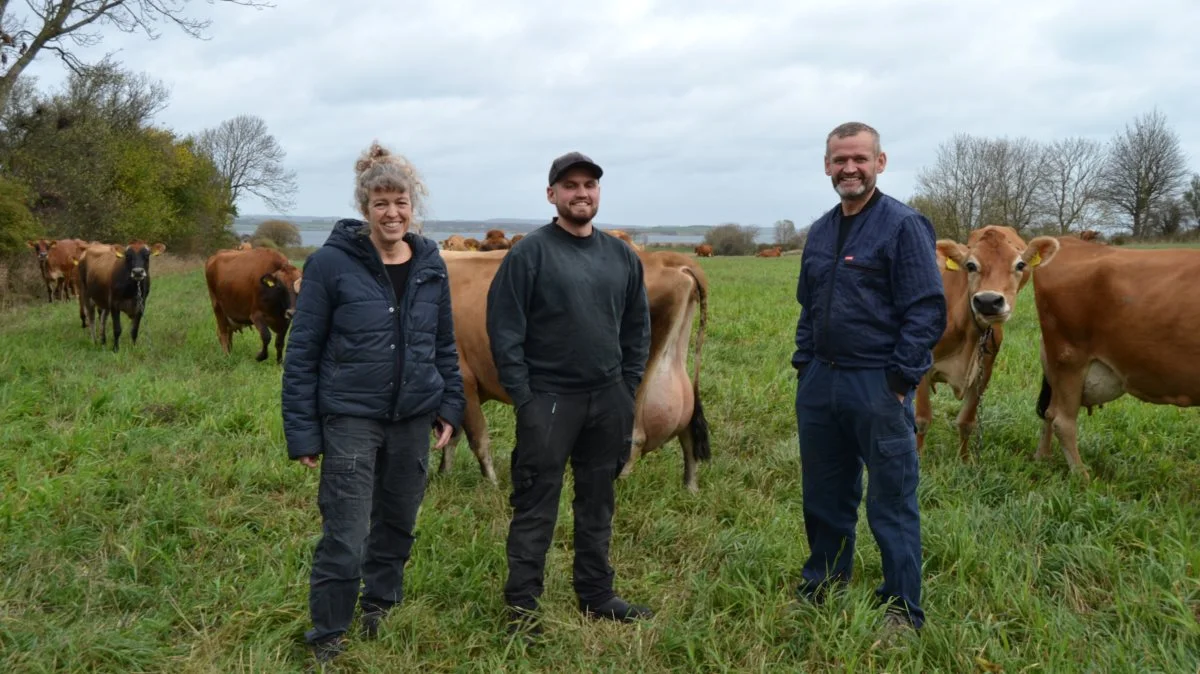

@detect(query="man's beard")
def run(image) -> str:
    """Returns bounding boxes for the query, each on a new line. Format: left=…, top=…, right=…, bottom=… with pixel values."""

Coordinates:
left=832, top=175, right=873, bottom=199
left=556, top=200, right=597, bottom=226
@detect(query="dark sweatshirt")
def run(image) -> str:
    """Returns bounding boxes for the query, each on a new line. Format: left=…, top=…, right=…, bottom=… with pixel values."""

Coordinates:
left=486, top=220, right=651, bottom=409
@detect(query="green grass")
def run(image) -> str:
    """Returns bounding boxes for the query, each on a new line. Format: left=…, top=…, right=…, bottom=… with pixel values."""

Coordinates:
left=2, top=256, right=1198, bottom=673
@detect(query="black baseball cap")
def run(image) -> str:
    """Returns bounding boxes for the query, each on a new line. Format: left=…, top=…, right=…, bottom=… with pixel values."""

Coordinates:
left=548, top=151, right=603, bottom=186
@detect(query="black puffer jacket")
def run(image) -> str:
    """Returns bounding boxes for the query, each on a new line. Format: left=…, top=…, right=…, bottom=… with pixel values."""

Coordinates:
left=281, top=219, right=465, bottom=459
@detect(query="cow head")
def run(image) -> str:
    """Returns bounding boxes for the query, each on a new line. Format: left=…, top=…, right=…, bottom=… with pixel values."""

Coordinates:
left=260, top=264, right=303, bottom=322
left=27, top=239, right=54, bottom=260
left=112, top=241, right=166, bottom=283
left=936, top=225, right=1060, bottom=326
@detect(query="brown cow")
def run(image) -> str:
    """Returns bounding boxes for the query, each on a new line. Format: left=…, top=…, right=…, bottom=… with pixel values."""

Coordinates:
left=237, top=241, right=254, bottom=251
left=756, top=246, right=782, bottom=258
left=442, top=235, right=469, bottom=251
left=77, top=241, right=166, bottom=351
left=27, top=238, right=84, bottom=302
left=205, top=248, right=303, bottom=363
left=479, top=228, right=511, bottom=251
left=694, top=244, right=713, bottom=257
left=605, top=229, right=641, bottom=250
left=510, top=234, right=524, bottom=245
left=916, top=226, right=1060, bottom=459
left=438, top=247, right=712, bottom=491
left=1032, top=237, right=1200, bottom=480
left=463, top=237, right=481, bottom=251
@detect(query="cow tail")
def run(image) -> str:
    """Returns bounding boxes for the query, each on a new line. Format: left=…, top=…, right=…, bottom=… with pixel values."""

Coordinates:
left=1036, top=373, right=1051, bottom=420
left=682, top=266, right=711, bottom=462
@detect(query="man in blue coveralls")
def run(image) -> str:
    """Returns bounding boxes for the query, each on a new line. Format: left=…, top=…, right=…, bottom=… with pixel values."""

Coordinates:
left=791, top=121, right=947, bottom=631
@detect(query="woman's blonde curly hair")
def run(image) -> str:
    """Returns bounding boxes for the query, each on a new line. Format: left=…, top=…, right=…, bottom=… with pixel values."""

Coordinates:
left=354, top=140, right=430, bottom=232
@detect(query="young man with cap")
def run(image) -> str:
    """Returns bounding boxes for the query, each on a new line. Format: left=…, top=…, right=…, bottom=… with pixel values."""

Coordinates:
left=486, top=151, right=653, bottom=636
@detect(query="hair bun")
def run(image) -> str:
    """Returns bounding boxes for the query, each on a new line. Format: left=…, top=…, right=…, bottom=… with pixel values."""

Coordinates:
left=354, top=141, right=390, bottom=174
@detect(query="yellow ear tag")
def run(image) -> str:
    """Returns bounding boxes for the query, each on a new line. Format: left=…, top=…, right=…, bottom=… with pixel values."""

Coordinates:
left=1029, top=252, right=1042, bottom=267
left=265, top=278, right=275, bottom=287
left=114, top=251, right=124, bottom=259
left=945, top=258, right=960, bottom=271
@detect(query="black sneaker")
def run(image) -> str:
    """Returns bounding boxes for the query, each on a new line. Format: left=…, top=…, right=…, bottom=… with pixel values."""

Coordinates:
left=310, top=636, right=346, bottom=665
left=505, top=606, right=543, bottom=644
left=360, top=609, right=386, bottom=640
left=580, top=596, right=654, bottom=622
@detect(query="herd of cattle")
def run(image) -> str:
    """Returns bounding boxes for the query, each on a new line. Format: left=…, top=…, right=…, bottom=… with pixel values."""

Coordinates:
left=23, top=224, right=1200, bottom=487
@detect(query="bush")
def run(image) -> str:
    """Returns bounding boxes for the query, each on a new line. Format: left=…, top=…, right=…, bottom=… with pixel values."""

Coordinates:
left=0, top=175, right=41, bottom=255
left=252, top=219, right=301, bottom=248
left=703, top=223, right=757, bottom=256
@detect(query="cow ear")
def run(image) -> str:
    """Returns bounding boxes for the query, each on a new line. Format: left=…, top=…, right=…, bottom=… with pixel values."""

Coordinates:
left=261, top=273, right=277, bottom=288
left=151, top=243, right=166, bottom=256
left=293, top=278, right=302, bottom=293
left=1023, top=236, right=1060, bottom=268
left=935, top=239, right=967, bottom=271
left=111, top=245, right=125, bottom=259
left=26, top=240, right=35, bottom=249
left=48, top=240, right=57, bottom=248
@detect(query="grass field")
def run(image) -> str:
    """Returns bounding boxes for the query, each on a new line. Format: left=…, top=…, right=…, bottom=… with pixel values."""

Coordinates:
left=1, top=254, right=1198, bottom=673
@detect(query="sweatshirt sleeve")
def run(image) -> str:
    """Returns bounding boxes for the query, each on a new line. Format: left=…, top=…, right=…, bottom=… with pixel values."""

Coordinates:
left=486, top=245, right=536, bottom=409
left=620, top=250, right=651, bottom=397
left=281, top=252, right=333, bottom=459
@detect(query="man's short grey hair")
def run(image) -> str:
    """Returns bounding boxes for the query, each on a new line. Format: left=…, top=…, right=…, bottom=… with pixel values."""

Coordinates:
left=825, top=122, right=881, bottom=157
left=353, top=140, right=430, bottom=232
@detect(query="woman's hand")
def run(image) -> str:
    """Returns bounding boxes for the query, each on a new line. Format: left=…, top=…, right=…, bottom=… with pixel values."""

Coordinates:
left=433, top=417, right=454, bottom=449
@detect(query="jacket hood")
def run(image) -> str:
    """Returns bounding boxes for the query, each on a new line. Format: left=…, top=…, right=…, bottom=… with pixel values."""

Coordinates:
left=325, top=218, right=440, bottom=272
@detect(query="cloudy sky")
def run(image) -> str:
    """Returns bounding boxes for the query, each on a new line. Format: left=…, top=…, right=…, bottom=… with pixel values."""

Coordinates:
left=17, top=0, right=1200, bottom=228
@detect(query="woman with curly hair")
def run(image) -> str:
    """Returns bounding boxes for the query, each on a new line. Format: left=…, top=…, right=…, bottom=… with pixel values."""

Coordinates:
left=281, top=140, right=465, bottom=663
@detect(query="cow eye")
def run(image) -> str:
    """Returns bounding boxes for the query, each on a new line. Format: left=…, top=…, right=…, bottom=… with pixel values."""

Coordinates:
left=1015, top=261, right=1027, bottom=272
left=965, top=261, right=979, bottom=273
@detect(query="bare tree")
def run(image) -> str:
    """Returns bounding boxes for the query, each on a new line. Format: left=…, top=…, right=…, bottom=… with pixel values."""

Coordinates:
left=1042, top=137, right=1105, bottom=234
left=773, top=218, right=796, bottom=246
left=195, top=114, right=298, bottom=214
left=0, top=0, right=273, bottom=111
left=981, top=137, right=1048, bottom=233
left=1181, top=174, right=1200, bottom=231
left=1098, top=108, right=1189, bottom=238
left=915, top=133, right=994, bottom=241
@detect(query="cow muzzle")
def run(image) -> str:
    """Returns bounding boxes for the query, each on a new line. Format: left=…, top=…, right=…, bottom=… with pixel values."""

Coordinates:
left=971, top=291, right=1009, bottom=321
left=285, top=308, right=296, bottom=321
left=131, top=268, right=147, bottom=281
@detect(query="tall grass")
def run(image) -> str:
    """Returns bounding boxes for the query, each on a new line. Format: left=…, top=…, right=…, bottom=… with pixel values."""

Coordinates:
left=1, top=256, right=1197, bottom=672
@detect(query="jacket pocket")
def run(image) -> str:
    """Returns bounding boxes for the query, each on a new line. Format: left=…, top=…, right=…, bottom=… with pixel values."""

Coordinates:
left=843, top=259, right=886, bottom=275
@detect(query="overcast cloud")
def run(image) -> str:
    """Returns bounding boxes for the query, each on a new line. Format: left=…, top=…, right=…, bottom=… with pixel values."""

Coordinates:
left=18, top=0, right=1200, bottom=228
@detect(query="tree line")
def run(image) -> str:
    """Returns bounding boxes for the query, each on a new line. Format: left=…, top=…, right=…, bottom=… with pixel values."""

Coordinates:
left=909, top=109, right=1200, bottom=242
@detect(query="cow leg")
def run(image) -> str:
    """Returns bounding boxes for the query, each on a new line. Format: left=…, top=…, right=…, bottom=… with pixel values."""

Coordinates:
left=130, top=311, right=142, bottom=345
left=98, top=309, right=109, bottom=345
left=1038, top=369, right=1091, bottom=480
left=44, top=278, right=53, bottom=303
left=251, top=314, right=272, bottom=361
left=110, top=310, right=122, bottom=352
left=212, top=306, right=234, bottom=354
left=274, top=327, right=287, bottom=364
left=955, top=386, right=983, bottom=461
left=677, top=428, right=699, bottom=494
left=620, top=424, right=646, bottom=480
left=458, top=384, right=498, bottom=484
left=914, top=375, right=933, bottom=455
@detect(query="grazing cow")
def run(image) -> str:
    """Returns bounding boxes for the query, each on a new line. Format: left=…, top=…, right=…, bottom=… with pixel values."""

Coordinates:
left=204, top=247, right=303, bottom=363
left=442, top=234, right=468, bottom=251
left=694, top=244, right=713, bottom=257
left=510, top=234, right=524, bottom=245
left=77, top=241, right=166, bottom=351
left=479, top=229, right=511, bottom=251
left=915, top=226, right=1060, bottom=458
left=756, top=246, right=783, bottom=258
left=1032, top=237, right=1200, bottom=480
left=438, top=245, right=712, bottom=491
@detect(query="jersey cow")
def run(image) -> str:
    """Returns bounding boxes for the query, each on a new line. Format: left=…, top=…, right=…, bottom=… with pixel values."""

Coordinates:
left=694, top=244, right=713, bottom=257
left=204, top=248, right=303, bottom=363
left=27, top=238, right=85, bottom=302
left=916, top=225, right=1060, bottom=458
left=77, top=241, right=166, bottom=351
left=439, top=244, right=712, bottom=491
left=1032, top=237, right=1200, bottom=480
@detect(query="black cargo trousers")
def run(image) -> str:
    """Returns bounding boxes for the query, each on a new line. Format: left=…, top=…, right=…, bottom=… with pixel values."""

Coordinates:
left=503, top=380, right=636, bottom=612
